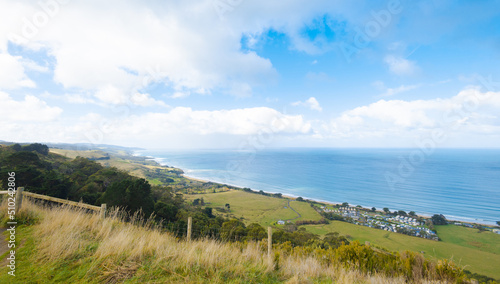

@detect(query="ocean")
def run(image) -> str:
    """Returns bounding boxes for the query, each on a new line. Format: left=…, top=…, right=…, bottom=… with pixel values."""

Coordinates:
left=137, top=148, right=500, bottom=225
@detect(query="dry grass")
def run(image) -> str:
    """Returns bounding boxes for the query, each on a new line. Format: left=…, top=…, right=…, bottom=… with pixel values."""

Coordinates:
left=1, top=199, right=460, bottom=283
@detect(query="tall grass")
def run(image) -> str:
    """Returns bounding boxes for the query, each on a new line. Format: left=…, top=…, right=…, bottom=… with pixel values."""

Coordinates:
left=0, top=199, right=470, bottom=283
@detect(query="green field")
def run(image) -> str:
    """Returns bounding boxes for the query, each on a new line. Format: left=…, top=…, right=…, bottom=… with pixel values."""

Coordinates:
left=435, top=224, right=500, bottom=255
left=288, top=200, right=323, bottom=221
left=304, top=221, right=500, bottom=279
left=186, top=191, right=308, bottom=227
left=185, top=190, right=500, bottom=280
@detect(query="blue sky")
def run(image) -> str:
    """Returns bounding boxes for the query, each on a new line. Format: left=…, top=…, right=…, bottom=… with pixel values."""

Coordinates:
left=1, top=0, right=499, bottom=149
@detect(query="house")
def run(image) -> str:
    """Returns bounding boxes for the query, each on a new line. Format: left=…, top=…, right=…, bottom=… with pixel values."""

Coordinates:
left=493, top=229, right=500, bottom=234
left=277, top=220, right=285, bottom=225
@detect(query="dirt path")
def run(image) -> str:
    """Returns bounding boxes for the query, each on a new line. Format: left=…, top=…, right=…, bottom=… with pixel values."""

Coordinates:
left=284, top=200, right=301, bottom=221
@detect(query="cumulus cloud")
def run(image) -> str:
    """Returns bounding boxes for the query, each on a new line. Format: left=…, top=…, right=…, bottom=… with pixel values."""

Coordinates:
left=93, top=85, right=167, bottom=107
left=292, top=97, right=322, bottom=112
left=0, top=92, right=62, bottom=122
left=0, top=52, right=35, bottom=89
left=1, top=0, right=282, bottom=99
left=121, top=107, right=311, bottom=136
left=330, top=88, right=500, bottom=138
left=68, top=106, right=312, bottom=148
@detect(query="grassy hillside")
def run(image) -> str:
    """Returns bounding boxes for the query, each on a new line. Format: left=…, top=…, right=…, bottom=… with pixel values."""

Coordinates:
left=0, top=200, right=459, bottom=284
left=185, top=190, right=500, bottom=281
left=305, top=221, right=500, bottom=280
left=186, top=191, right=325, bottom=227
left=435, top=224, right=500, bottom=255
left=186, top=190, right=297, bottom=227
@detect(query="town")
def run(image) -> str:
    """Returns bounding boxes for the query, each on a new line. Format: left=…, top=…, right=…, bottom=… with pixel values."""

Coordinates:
left=320, top=206, right=439, bottom=240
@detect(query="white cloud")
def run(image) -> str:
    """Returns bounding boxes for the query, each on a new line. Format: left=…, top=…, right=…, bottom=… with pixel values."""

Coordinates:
left=330, top=88, right=500, bottom=138
left=68, top=106, right=313, bottom=148
left=292, top=97, right=322, bottom=112
left=0, top=105, right=312, bottom=148
left=93, top=85, right=167, bottom=107
left=0, top=1, right=387, bottom=99
left=0, top=52, right=35, bottom=89
left=1, top=0, right=282, bottom=98
left=171, top=91, right=190, bottom=99
left=0, top=92, right=62, bottom=122
left=63, top=94, right=96, bottom=104
left=127, top=107, right=312, bottom=136
left=384, top=55, right=419, bottom=76
left=130, top=93, right=169, bottom=107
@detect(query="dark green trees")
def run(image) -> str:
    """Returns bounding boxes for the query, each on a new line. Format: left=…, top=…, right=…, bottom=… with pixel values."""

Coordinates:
left=220, top=219, right=246, bottom=241
left=431, top=214, right=447, bottom=225
left=101, top=178, right=154, bottom=217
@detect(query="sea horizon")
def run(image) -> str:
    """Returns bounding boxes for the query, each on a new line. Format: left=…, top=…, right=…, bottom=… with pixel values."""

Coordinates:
left=135, top=148, right=500, bottom=226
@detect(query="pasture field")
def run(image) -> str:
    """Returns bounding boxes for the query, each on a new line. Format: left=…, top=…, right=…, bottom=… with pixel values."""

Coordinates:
left=305, top=221, right=500, bottom=280
left=435, top=224, right=500, bottom=255
left=186, top=191, right=301, bottom=226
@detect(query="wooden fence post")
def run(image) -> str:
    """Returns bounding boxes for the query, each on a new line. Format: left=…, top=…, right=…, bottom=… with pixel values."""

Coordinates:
left=187, top=217, right=192, bottom=241
left=268, top=226, right=272, bottom=259
left=15, top=187, right=24, bottom=214
left=100, top=203, right=107, bottom=219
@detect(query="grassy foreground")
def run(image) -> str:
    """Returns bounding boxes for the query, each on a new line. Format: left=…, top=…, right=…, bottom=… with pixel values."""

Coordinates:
left=0, top=200, right=465, bottom=284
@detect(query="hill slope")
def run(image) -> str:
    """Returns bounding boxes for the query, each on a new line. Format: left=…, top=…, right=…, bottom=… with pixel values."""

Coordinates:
left=0, top=200, right=471, bottom=284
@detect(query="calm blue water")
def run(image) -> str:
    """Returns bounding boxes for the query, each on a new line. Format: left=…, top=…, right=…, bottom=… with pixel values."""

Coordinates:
left=137, top=148, right=500, bottom=225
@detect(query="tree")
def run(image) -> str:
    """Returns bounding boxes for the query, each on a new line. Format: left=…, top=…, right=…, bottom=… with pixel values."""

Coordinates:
left=246, top=223, right=266, bottom=241
left=383, top=207, right=390, bottom=214
left=22, top=143, right=49, bottom=155
left=221, top=219, right=246, bottom=241
left=371, top=207, right=376, bottom=212
left=323, top=232, right=350, bottom=249
left=342, top=202, right=349, bottom=207
left=10, top=144, right=22, bottom=152
left=431, top=214, right=447, bottom=225
left=296, top=197, right=304, bottom=202
left=397, top=210, right=407, bottom=216
left=203, top=207, right=214, bottom=218
left=193, top=198, right=205, bottom=206
left=409, top=211, right=416, bottom=217
left=496, top=221, right=500, bottom=227
left=225, top=203, right=230, bottom=211
left=154, top=201, right=178, bottom=222
left=101, top=178, right=154, bottom=217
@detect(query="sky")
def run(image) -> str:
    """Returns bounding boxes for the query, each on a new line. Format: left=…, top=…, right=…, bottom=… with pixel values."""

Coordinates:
left=1, top=0, right=500, bottom=149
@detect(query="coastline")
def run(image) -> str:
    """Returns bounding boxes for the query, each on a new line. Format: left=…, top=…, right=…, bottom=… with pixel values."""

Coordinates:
left=136, top=150, right=497, bottom=226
